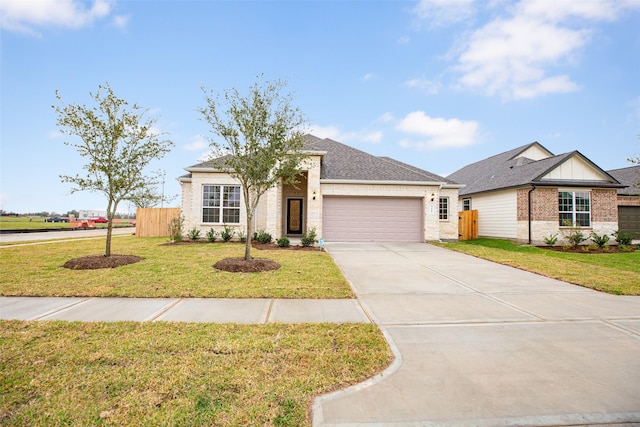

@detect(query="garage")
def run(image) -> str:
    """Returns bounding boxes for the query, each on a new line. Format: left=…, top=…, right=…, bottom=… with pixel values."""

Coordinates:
left=618, top=206, right=640, bottom=237
left=322, top=197, right=423, bottom=242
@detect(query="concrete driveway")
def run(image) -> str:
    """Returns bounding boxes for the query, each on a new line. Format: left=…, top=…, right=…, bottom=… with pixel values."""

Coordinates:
left=313, top=242, right=640, bottom=426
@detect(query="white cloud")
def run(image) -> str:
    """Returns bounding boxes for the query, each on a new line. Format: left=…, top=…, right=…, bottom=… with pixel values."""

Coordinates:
left=0, top=0, right=114, bottom=35
left=404, top=78, right=441, bottom=94
left=451, top=0, right=640, bottom=100
left=362, top=73, right=376, bottom=82
left=309, top=125, right=383, bottom=144
left=397, top=35, right=411, bottom=44
left=184, top=135, right=209, bottom=151
left=412, top=0, right=476, bottom=27
left=396, top=111, right=479, bottom=150
left=112, top=14, right=129, bottom=29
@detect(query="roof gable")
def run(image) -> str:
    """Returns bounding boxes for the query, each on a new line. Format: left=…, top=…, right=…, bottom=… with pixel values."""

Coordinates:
left=540, top=154, right=612, bottom=182
left=450, top=143, right=622, bottom=196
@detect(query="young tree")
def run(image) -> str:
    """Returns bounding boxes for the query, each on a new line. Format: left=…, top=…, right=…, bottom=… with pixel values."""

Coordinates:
left=199, top=77, right=308, bottom=261
left=126, top=170, right=177, bottom=208
left=53, top=83, right=174, bottom=256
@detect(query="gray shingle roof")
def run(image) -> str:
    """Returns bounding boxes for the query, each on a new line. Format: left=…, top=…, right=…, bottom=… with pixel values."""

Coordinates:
left=449, top=142, right=623, bottom=196
left=608, top=165, right=640, bottom=196
left=303, top=137, right=454, bottom=183
left=181, top=134, right=455, bottom=185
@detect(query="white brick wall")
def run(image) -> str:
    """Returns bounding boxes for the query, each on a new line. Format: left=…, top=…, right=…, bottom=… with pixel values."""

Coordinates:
left=182, top=168, right=460, bottom=241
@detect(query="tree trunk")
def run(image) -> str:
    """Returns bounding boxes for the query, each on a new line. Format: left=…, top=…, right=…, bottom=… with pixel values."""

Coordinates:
left=105, top=200, right=113, bottom=257
left=244, top=211, right=253, bottom=261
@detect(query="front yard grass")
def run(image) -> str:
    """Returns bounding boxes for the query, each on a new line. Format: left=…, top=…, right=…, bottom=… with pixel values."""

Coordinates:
left=436, top=238, right=640, bottom=295
left=0, top=236, right=352, bottom=298
left=1, top=321, right=392, bottom=426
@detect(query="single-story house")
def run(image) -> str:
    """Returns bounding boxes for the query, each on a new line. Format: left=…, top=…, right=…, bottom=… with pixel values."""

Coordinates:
left=447, top=142, right=625, bottom=245
left=179, top=135, right=462, bottom=242
left=607, top=165, right=640, bottom=237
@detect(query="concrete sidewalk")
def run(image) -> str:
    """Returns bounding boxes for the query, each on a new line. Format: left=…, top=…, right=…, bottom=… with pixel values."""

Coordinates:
left=314, top=242, right=640, bottom=427
left=0, top=297, right=370, bottom=324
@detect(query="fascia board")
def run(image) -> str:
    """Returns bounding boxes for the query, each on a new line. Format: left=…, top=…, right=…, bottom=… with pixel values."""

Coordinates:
left=320, top=179, right=452, bottom=186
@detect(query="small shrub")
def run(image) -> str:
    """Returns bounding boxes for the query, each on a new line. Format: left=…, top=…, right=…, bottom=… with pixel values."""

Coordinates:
left=220, top=224, right=234, bottom=242
left=276, top=236, right=290, bottom=247
left=543, top=233, right=558, bottom=246
left=301, top=227, right=317, bottom=247
left=612, top=230, right=633, bottom=245
left=187, top=227, right=201, bottom=241
left=168, top=215, right=184, bottom=243
left=589, top=231, right=609, bottom=249
left=255, top=230, right=273, bottom=244
left=562, top=222, right=587, bottom=248
left=206, top=228, right=218, bottom=243
left=238, top=228, right=247, bottom=243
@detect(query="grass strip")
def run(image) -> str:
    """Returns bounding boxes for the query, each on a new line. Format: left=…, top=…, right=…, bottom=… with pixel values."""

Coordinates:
left=435, top=238, right=640, bottom=295
left=1, top=320, right=391, bottom=426
left=0, top=236, right=352, bottom=298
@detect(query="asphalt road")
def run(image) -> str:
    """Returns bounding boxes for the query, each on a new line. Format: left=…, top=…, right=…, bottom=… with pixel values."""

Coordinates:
left=0, top=227, right=135, bottom=244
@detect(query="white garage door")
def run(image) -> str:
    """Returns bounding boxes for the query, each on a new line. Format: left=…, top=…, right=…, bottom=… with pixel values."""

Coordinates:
left=322, top=197, right=423, bottom=242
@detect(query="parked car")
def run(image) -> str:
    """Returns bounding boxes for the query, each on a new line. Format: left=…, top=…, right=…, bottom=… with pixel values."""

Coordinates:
left=90, top=217, right=108, bottom=223
left=44, top=216, right=69, bottom=223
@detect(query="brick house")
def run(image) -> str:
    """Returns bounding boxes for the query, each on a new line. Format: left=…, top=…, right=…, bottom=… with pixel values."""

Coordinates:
left=448, top=142, right=624, bottom=244
left=608, top=165, right=640, bottom=238
left=179, top=135, right=462, bottom=242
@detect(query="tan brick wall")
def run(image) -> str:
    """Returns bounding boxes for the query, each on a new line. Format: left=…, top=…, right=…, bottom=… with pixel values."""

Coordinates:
left=618, top=195, right=640, bottom=206
left=591, top=189, right=618, bottom=222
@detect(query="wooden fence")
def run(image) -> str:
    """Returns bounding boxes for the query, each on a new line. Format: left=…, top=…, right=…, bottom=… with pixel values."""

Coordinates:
left=135, top=208, right=181, bottom=237
left=458, top=210, right=478, bottom=241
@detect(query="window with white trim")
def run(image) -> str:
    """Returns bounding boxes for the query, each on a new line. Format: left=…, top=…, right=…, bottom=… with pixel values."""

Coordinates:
left=202, top=185, right=241, bottom=224
left=439, top=196, right=449, bottom=220
left=462, top=198, right=471, bottom=211
left=559, top=191, right=590, bottom=227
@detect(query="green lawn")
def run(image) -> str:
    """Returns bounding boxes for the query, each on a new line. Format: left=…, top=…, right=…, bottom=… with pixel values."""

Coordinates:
left=436, top=238, right=640, bottom=295
left=1, top=321, right=391, bottom=426
left=0, top=236, right=352, bottom=298
left=0, top=235, right=390, bottom=426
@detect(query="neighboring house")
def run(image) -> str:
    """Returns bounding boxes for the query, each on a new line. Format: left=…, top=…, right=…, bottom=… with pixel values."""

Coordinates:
left=448, top=142, right=624, bottom=245
left=607, top=165, right=640, bottom=237
left=179, top=135, right=462, bottom=242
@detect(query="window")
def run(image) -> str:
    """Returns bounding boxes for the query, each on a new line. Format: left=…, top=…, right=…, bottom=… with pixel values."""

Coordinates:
left=439, top=196, right=449, bottom=220
left=462, top=198, right=471, bottom=211
left=203, top=185, right=241, bottom=224
left=559, top=191, right=590, bottom=227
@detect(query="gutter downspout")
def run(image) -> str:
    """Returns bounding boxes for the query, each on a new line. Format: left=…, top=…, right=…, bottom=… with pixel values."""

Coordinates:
left=528, top=185, right=536, bottom=245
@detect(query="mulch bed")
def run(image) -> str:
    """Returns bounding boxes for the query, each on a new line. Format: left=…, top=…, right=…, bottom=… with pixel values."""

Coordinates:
left=62, top=241, right=321, bottom=272
left=537, top=245, right=636, bottom=254
left=62, top=255, right=144, bottom=270
left=162, top=240, right=323, bottom=251
left=214, top=257, right=280, bottom=273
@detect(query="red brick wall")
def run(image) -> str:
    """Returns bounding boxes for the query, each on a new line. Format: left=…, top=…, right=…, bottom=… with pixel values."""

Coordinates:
left=518, top=187, right=618, bottom=223
left=517, top=187, right=557, bottom=221
left=591, top=189, right=618, bottom=222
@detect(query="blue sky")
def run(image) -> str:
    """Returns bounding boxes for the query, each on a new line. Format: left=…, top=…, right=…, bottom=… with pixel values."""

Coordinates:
left=1, top=0, right=639, bottom=214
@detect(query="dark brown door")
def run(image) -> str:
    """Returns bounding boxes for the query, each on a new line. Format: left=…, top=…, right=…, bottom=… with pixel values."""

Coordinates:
left=287, top=198, right=303, bottom=234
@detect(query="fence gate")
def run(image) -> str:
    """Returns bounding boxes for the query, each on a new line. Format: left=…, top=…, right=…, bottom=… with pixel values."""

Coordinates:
left=135, top=208, right=181, bottom=237
left=458, top=210, right=478, bottom=241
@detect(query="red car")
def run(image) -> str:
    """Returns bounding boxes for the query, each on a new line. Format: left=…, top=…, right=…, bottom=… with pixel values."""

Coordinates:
left=90, top=217, right=108, bottom=223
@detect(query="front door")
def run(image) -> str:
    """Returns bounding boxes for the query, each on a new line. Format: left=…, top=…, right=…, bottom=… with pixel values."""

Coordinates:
left=287, top=198, right=303, bottom=234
